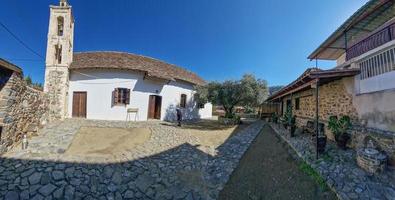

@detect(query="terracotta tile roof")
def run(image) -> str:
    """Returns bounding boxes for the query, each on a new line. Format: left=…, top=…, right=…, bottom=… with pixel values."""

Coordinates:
left=70, top=51, right=206, bottom=85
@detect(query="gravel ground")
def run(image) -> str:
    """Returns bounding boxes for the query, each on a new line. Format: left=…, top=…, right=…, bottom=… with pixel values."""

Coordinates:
left=219, top=125, right=337, bottom=200
left=65, top=127, right=151, bottom=156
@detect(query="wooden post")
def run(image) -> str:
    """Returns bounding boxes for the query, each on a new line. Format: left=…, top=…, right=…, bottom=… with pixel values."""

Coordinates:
left=315, top=78, right=320, bottom=159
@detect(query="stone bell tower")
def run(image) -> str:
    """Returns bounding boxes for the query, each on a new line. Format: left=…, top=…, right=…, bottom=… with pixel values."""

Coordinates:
left=44, top=0, right=74, bottom=119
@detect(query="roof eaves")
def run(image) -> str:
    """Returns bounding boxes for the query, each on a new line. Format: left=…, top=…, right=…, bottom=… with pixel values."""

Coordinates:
left=308, top=0, right=392, bottom=60
left=0, top=58, right=23, bottom=73
left=266, top=68, right=360, bottom=101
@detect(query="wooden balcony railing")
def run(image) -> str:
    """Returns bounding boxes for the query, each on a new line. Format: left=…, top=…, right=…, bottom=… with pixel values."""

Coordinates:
left=346, top=22, right=395, bottom=61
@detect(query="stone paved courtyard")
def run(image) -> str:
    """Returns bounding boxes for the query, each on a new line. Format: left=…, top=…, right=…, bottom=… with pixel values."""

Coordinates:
left=0, top=119, right=264, bottom=199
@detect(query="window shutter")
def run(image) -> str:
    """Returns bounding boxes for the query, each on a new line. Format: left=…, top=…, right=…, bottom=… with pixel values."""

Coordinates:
left=113, top=88, right=119, bottom=105
left=125, top=89, right=130, bottom=104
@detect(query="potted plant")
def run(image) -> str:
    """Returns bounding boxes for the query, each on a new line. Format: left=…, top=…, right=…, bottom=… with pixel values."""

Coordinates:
left=328, top=115, right=352, bottom=150
left=281, top=108, right=292, bottom=129
left=316, top=132, right=327, bottom=153
left=289, top=115, right=296, bottom=137
left=310, top=121, right=327, bottom=153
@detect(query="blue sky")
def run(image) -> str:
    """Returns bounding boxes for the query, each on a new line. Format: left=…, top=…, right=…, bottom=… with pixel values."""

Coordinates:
left=0, top=0, right=367, bottom=86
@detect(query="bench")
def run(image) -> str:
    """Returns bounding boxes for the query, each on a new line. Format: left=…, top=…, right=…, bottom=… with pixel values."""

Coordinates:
left=259, top=112, right=272, bottom=120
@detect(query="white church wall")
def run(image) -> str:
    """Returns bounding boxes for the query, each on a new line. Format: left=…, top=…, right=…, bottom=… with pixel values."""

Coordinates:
left=68, top=69, right=212, bottom=121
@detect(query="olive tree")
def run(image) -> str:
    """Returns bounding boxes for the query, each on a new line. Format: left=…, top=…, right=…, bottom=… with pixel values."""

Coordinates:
left=195, top=74, right=268, bottom=118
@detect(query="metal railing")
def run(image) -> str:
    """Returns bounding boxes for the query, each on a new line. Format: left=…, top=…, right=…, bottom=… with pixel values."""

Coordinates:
left=359, top=46, right=395, bottom=79
left=346, top=22, right=395, bottom=61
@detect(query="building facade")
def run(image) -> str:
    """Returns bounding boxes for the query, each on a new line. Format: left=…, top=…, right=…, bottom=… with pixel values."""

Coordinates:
left=44, top=0, right=212, bottom=121
left=267, top=0, right=395, bottom=165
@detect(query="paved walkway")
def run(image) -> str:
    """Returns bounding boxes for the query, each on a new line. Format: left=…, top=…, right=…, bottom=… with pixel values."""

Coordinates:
left=0, top=119, right=264, bottom=200
left=219, top=125, right=336, bottom=200
left=269, top=123, right=395, bottom=200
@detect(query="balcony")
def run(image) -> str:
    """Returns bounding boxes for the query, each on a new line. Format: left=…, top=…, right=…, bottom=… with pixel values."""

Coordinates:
left=346, top=22, right=395, bottom=61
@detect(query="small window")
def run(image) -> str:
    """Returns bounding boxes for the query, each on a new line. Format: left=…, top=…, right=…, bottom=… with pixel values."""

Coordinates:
left=57, top=16, right=64, bottom=36
left=55, top=45, right=62, bottom=64
left=180, top=94, right=187, bottom=108
left=112, top=88, right=130, bottom=105
left=198, top=103, right=205, bottom=109
left=295, top=98, right=300, bottom=110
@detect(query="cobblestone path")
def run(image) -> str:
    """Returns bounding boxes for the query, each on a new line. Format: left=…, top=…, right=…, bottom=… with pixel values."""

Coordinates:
left=0, top=119, right=264, bottom=200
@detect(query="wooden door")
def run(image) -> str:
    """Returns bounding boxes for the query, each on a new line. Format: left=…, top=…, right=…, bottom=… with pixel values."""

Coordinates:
left=148, top=95, right=162, bottom=119
left=72, top=92, right=87, bottom=118
left=154, top=96, right=162, bottom=119
left=148, top=95, right=156, bottom=119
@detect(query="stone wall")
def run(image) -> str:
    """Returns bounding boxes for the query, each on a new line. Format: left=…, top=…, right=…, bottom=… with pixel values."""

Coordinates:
left=282, top=79, right=358, bottom=139
left=0, top=72, right=50, bottom=153
left=44, top=67, right=69, bottom=120
left=280, top=78, right=395, bottom=166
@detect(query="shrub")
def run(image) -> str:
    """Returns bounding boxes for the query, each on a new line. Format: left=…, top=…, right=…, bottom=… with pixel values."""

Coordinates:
left=218, top=115, right=241, bottom=125
left=328, top=115, right=351, bottom=140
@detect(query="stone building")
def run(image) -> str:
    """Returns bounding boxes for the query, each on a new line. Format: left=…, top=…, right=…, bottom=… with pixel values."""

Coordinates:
left=266, top=0, right=395, bottom=166
left=43, top=0, right=212, bottom=121
left=0, top=59, right=49, bottom=153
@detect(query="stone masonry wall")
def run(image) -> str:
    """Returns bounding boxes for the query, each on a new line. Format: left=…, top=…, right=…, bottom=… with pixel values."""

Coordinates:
left=44, top=67, right=69, bottom=120
left=283, top=79, right=358, bottom=139
left=0, top=72, right=50, bottom=153
left=281, top=78, right=395, bottom=166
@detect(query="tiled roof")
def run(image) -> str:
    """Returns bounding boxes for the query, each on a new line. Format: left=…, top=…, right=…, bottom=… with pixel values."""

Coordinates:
left=70, top=51, right=206, bottom=85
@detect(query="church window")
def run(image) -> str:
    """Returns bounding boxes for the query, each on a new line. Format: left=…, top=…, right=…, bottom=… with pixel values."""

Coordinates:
left=57, top=16, right=64, bottom=36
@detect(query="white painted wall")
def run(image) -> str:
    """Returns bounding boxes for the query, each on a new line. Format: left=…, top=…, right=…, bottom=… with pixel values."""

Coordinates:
left=356, top=71, right=395, bottom=94
left=199, top=103, right=213, bottom=119
left=68, top=69, right=212, bottom=121
left=342, top=77, right=395, bottom=132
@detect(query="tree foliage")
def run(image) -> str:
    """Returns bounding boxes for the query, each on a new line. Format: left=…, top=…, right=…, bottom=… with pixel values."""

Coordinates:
left=24, top=76, right=32, bottom=85
left=24, top=75, right=43, bottom=90
left=195, top=74, right=268, bottom=118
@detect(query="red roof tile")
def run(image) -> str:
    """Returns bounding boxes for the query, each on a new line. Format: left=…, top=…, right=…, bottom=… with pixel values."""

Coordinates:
left=70, top=51, right=206, bottom=85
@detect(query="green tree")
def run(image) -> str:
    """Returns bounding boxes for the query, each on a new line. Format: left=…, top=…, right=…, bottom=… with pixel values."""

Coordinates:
left=24, top=75, right=32, bottom=85
left=195, top=74, right=268, bottom=118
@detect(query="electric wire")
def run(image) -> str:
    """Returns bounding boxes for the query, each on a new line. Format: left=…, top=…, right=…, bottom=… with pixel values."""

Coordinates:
left=0, top=21, right=44, bottom=60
